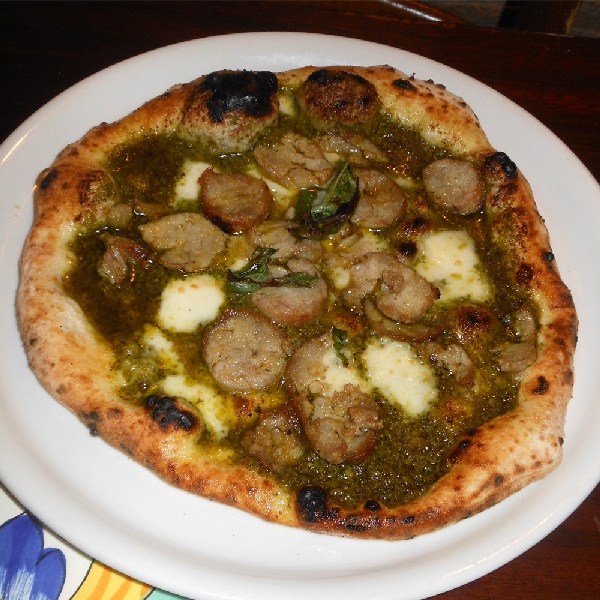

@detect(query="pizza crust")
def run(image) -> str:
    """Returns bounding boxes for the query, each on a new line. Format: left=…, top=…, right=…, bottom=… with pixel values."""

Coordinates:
left=16, top=65, right=577, bottom=539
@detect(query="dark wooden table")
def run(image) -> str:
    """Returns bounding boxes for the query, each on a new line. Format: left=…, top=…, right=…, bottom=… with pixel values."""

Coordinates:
left=2, top=2, right=599, bottom=599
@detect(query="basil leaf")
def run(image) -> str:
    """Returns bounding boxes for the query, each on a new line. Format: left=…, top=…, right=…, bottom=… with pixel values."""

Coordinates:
left=310, top=163, right=358, bottom=221
left=276, top=272, right=318, bottom=288
left=295, top=189, right=317, bottom=221
left=294, top=163, right=359, bottom=239
left=229, top=247, right=276, bottom=283
left=332, top=327, right=349, bottom=367
left=226, top=278, right=263, bottom=294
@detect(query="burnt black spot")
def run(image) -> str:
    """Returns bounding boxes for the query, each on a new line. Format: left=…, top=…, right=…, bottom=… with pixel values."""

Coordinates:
left=543, top=251, right=555, bottom=262
left=516, top=263, right=534, bottom=285
left=392, top=78, right=417, bottom=91
left=485, top=152, right=518, bottom=180
left=307, top=69, right=368, bottom=87
left=40, top=169, right=58, bottom=190
left=82, top=410, right=99, bottom=421
left=447, top=438, right=472, bottom=465
left=401, top=515, right=416, bottom=525
left=533, top=376, right=549, bottom=395
left=403, top=216, right=430, bottom=236
left=297, top=485, right=327, bottom=523
left=364, top=499, right=381, bottom=512
left=145, top=395, right=197, bottom=431
left=398, top=241, right=417, bottom=260
left=199, top=70, right=278, bottom=123
left=87, top=423, right=99, bottom=436
left=559, top=436, right=564, bottom=445
left=495, top=474, right=504, bottom=486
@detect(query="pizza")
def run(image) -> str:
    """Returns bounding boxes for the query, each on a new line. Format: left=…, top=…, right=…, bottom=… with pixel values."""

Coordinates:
left=16, top=65, right=578, bottom=539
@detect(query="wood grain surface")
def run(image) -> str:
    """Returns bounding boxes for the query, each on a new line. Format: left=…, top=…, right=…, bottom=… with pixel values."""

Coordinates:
left=1, top=2, right=599, bottom=599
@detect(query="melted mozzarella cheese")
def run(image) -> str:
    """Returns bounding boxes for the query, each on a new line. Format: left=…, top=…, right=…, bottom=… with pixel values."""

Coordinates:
left=321, top=346, right=368, bottom=394
left=414, top=229, right=490, bottom=302
left=157, top=274, right=224, bottom=333
left=363, top=337, right=437, bottom=415
left=174, top=160, right=211, bottom=199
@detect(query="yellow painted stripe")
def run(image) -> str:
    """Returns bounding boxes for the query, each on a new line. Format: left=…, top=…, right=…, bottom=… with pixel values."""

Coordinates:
left=71, top=561, right=153, bottom=600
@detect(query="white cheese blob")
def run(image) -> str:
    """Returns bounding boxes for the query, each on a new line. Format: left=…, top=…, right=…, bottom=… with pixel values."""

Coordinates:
left=157, top=274, right=224, bottom=333
left=174, top=160, right=211, bottom=199
left=414, top=229, right=490, bottom=302
left=363, top=337, right=437, bottom=415
left=321, top=346, right=368, bottom=394
left=160, top=374, right=231, bottom=439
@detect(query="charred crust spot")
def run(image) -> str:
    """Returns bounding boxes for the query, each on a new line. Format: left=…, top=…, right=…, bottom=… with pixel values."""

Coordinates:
left=401, top=515, right=416, bottom=525
left=307, top=68, right=366, bottom=87
left=198, top=70, right=278, bottom=123
left=543, top=251, right=555, bottom=262
left=364, top=499, right=381, bottom=512
left=145, top=395, right=197, bottom=431
left=87, top=423, right=99, bottom=436
left=494, top=474, right=504, bottom=486
left=397, top=241, right=418, bottom=260
left=81, top=410, right=100, bottom=421
left=297, top=485, right=327, bottom=523
left=28, top=337, right=37, bottom=346
left=447, top=438, right=472, bottom=465
left=516, top=263, right=534, bottom=286
left=39, top=169, right=58, bottom=191
left=392, top=78, right=417, bottom=91
left=532, top=376, right=549, bottom=395
left=485, top=152, right=518, bottom=180
left=559, top=436, right=564, bottom=445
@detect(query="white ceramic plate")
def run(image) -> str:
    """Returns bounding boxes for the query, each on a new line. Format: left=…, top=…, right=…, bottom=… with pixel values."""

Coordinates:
left=1, top=33, right=599, bottom=600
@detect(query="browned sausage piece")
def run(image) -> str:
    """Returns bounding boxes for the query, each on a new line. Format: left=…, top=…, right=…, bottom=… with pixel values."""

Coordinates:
left=138, top=212, right=225, bottom=272
left=297, top=68, right=381, bottom=130
left=422, top=158, right=483, bottom=215
left=344, top=252, right=436, bottom=323
left=350, top=168, right=407, bottom=230
left=251, top=259, right=329, bottom=327
left=254, top=133, right=333, bottom=189
left=241, top=404, right=306, bottom=472
left=202, top=309, right=288, bottom=392
left=285, top=333, right=383, bottom=465
left=199, top=168, right=271, bottom=234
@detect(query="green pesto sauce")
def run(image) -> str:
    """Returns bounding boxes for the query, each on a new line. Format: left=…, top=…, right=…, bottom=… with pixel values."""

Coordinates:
left=64, top=105, right=526, bottom=510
